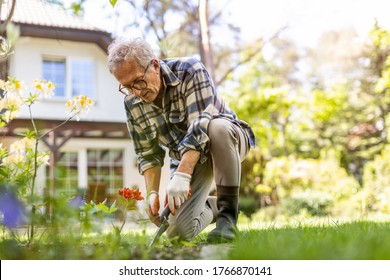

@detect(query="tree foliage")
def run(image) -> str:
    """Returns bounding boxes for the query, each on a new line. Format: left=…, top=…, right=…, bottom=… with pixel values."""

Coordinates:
left=47, top=0, right=87, bottom=16
left=225, top=20, right=390, bottom=214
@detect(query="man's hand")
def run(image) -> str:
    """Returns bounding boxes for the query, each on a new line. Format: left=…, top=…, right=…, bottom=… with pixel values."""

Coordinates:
left=147, top=191, right=160, bottom=226
left=166, top=172, right=191, bottom=215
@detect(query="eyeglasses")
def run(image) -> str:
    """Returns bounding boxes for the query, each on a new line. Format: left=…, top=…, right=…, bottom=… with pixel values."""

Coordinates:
left=118, top=62, right=151, bottom=96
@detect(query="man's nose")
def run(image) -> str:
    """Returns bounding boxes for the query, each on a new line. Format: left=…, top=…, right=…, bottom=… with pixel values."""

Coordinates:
left=132, top=88, right=142, bottom=96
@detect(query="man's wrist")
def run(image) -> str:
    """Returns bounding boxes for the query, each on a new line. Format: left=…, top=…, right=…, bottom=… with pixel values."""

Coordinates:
left=176, top=150, right=200, bottom=175
left=147, top=190, right=159, bottom=197
left=173, top=171, right=192, bottom=180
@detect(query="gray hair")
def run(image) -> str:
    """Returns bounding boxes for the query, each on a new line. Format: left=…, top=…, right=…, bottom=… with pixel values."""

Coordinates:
left=107, top=37, right=157, bottom=73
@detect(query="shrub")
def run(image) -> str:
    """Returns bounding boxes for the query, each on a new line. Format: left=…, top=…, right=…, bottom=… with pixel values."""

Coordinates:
left=239, top=195, right=258, bottom=217
left=280, top=189, right=334, bottom=217
left=361, top=145, right=390, bottom=213
left=262, top=156, right=360, bottom=202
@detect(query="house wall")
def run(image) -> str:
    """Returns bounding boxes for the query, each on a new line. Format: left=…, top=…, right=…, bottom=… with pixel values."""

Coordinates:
left=9, top=36, right=126, bottom=122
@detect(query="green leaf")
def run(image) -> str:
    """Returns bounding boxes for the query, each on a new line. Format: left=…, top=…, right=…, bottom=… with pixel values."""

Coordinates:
left=84, top=201, right=94, bottom=212
left=109, top=200, right=118, bottom=213
left=109, top=0, right=117, bottom=7
left=113, top=226, right=121, bottom=236
left=70, top=3, right=83, bottom=16
left=96, top=202, right=109, bottom=213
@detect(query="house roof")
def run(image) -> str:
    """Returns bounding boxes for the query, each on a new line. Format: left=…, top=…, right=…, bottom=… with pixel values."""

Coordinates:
left=1, top=0, right=113, bottom=51
left=3, top=0, right=102, bottom=31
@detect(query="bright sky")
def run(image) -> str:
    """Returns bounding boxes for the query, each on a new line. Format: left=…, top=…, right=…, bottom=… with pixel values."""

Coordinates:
left=80, top=0, right=390, bottom=47
left=223, top=0, right=390, bottom=46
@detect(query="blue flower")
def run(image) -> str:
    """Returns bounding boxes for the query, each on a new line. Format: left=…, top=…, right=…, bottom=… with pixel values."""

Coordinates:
left=0, top=190, right=25, bottom=228
left=68, top=195, right=84, bottom=209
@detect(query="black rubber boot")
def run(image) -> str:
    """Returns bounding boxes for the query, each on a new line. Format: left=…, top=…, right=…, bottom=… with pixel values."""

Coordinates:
left=207, top=185, right=239, bottom=243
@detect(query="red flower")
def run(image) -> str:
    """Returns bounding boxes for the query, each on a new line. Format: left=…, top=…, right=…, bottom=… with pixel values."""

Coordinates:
left=118, top=187, right=144, bottom=201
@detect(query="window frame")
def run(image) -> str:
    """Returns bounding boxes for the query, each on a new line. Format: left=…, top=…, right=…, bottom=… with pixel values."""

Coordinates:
left=42, top=55, right=96, bottom=99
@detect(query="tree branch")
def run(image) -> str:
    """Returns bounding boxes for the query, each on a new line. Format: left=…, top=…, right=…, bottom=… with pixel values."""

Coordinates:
left=215, top=25, right=289, bottom=86
left=0, top=0, right=16, bottom=35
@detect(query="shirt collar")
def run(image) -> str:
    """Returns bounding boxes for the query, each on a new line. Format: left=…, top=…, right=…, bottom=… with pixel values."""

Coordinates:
left=160, top=60, right=180, bottom=87
left=133, top=60, right=180, bottom=105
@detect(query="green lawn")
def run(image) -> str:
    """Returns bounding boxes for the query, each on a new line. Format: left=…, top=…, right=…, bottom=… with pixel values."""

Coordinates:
left=1, top=220, right=390, bottom=259
left=229, top=221, right=390, bottom=259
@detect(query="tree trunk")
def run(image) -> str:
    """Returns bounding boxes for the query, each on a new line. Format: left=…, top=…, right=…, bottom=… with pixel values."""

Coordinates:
left=198, top=0, right=215, bottom=80
left=0, top=0, right=17, bottom=80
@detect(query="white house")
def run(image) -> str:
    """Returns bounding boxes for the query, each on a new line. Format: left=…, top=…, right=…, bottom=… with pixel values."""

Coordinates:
left=1, top=0, right=170, bottom=205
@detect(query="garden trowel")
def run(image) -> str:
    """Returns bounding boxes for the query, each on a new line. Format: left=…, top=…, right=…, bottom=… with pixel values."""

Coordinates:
left=148, top=206, right=171, bottom=248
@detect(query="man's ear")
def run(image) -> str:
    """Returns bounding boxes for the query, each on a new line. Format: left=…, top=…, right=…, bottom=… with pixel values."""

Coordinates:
left=151, top=59, right=160, bottom=72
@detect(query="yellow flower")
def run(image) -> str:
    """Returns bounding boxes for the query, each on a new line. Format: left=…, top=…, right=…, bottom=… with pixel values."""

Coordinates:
left=1, top=93, right=22, bottom=122
left=22, top=137, right=35, bottom=150
left=10, top=140, right=24, bottom=154
left=3, top=153, right=25, bottom=165
left=47, top=81, right=54, bottom=91
left=33, top=79, right=55, bottom=99
left=37, top=154, right=50, bottom=166
left=34, top=79, right=43, bottom=91
left=65, top=95, right=94, bottom=121
left=80, top=96, right=86, bottom=106
left=2, top=109, right=20, bottom=123
left=3, top=94, right=23, bottom=109
left=0, top=98, right=5, bottom=110
left=15, top=80, right=22, bottom=91
left=5, top=78, right=24, bottom=95
left=9, top=137, right=34, bottom=154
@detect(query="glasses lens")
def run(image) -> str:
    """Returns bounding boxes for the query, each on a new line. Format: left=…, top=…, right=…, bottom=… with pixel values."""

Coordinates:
left=119, top=85, right=131, bottom=95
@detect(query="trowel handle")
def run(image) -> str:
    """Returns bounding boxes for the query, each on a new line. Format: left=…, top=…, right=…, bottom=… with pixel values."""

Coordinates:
left=160, top=205, right=170, bottom=224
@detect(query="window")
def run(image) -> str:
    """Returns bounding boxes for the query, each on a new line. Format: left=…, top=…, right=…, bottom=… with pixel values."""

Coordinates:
left=42, top=57, right=95, bottom=98
left=45, top=149, right=125, bottom=200
left=46, top=151, right=79, bottom=195
left=87, top=149, right=124, bottom=196
left=71, top=60, right=94, bottom=98
left=43, top=58, right=66, bottom=97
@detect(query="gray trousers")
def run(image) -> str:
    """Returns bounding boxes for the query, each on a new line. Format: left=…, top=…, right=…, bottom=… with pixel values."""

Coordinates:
left=166, top=118, right=250, bottom=240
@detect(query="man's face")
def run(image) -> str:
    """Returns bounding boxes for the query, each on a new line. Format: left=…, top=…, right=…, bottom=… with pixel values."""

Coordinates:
left=114, top=59, right=161, bottom=103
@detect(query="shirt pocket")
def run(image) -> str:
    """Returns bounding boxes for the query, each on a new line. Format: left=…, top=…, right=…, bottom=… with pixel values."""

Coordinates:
left=169, top=94, right=187, bottom=124
left=168, top=109, right=188, bottom=136
left=139, top=122, right=158, bottom=141
left=169, top=106, right=186, bottom=123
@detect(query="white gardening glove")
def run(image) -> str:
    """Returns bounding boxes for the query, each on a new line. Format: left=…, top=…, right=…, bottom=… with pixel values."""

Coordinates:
left=147, top=191, right=160, bottom=226
left=166, top=172, right=191, bottom=215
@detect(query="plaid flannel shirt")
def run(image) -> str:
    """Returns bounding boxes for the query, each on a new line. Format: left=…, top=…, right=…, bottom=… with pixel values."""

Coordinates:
left=124, top=57, right=255, bottom=174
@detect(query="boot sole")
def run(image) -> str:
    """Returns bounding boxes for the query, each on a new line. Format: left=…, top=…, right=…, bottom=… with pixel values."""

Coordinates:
left=207, top=231, right=235, bottom=244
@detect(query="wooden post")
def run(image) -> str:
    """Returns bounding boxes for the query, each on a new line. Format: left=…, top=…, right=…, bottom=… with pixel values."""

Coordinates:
left=41, top=130, right=75, bottom=218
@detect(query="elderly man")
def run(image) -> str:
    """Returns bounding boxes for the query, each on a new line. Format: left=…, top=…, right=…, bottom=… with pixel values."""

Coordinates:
left=107, top=37, right=255, bottom=243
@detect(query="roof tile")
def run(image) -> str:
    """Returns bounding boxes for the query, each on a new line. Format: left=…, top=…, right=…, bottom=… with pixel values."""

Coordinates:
left=1, top=0, right=103, bottom=31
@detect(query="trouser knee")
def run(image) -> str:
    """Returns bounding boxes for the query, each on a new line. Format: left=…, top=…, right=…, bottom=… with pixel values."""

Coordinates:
left=208, top=118, right=237, bottom=147
left=166, top=216, right=201, bottom=241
